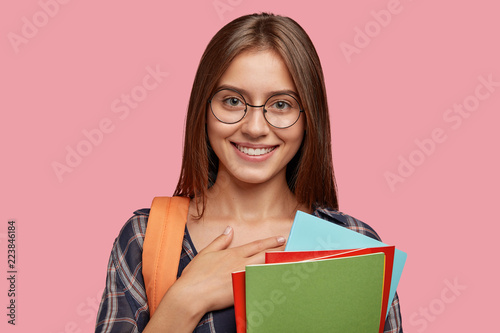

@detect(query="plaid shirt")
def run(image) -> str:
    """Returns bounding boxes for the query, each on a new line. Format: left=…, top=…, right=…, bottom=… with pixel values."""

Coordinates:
left=95, top=206, right=403, bottom=332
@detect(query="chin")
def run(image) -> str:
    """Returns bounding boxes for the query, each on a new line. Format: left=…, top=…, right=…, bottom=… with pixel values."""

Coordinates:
left=230, top=168, right=284, bottom=186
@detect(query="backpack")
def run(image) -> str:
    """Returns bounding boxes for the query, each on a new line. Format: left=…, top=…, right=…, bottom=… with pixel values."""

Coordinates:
left=142, top=196, right=190, bottom=317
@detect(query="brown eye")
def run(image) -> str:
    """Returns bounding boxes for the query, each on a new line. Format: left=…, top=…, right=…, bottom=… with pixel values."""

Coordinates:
left=221, top=96, right=244, bottom=108
left=227, top=97, right=242, bottom=107
left=273, top=101, right=290, bottom=110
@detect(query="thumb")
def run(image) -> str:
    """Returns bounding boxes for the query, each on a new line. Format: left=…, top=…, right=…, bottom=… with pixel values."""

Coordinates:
left=200, top=226, right=233, bottom=253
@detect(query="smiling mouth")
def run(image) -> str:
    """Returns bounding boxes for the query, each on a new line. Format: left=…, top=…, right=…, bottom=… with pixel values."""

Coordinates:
left=233, top=143, right=277, bottom=156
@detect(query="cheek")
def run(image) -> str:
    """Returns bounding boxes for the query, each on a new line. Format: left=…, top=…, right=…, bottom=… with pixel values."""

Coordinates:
left=284, top=118, right=306, bottom=149
left=206, top=109, right=221, bottom=144
left=206, top=115, right=216, bottom=146
left=206, top=111, right=234, bottom=151
left=290, top=131, right=305, bottom=153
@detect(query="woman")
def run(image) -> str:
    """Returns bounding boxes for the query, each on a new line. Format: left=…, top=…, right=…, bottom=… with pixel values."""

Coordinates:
left=96, top=13, right=403, bottom=332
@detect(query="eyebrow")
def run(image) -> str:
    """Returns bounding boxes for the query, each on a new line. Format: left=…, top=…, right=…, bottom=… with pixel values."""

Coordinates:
left=215, top=84, right=300, bottom=99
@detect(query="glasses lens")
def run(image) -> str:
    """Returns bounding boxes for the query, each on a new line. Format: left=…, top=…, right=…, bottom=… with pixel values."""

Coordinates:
left=264, top=94, right=302, bottom=128
left=210, top=89, right=246, bottom=124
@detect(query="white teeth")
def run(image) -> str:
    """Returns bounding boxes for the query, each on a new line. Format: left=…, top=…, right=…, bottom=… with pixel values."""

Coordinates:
left=236, top=144, right=275, bottom=156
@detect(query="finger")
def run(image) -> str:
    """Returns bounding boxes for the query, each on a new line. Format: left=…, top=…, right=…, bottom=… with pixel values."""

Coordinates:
left=199, top=225, right=233, bottom=253
left=237, top=236, right=286, bottom=257
left=244, top=243, right=287, bottom=265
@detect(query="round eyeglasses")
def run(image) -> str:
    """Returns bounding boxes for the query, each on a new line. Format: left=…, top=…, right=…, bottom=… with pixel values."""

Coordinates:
left=208, top=88, right=304, bottom=129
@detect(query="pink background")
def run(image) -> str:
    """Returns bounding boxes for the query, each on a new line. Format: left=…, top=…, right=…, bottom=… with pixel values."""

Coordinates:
left=2, top=0, right=499, bottom=332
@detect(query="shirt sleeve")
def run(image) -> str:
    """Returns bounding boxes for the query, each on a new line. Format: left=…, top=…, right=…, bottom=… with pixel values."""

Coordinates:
left=345, top=214, right=404, bottom=333
left=95, top=213, right=150, bottom=333
left=384, top=292, right=403, bottom=333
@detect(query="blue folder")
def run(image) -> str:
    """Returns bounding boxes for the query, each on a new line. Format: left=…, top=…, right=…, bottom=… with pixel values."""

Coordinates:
left=285, top=211, right=407, bottom=318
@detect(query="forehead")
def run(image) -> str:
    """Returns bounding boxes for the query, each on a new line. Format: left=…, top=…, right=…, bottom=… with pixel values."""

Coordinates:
left=216, top=50, right=297, bottom=98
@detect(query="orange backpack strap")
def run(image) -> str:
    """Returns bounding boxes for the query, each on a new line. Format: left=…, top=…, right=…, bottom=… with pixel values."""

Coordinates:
left=142, top=196, right=190, bottom=317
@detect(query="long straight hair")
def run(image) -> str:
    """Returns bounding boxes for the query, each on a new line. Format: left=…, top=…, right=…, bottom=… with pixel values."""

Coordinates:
left=174, top=13, right=338, bottom=216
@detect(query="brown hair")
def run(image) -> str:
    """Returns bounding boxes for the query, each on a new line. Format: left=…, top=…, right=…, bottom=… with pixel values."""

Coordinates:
left=173, top=13, right=338, bottom=215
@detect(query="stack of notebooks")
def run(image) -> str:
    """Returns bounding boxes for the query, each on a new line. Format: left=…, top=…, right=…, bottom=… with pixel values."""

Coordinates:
left=231, top=211, right=407, bottom=333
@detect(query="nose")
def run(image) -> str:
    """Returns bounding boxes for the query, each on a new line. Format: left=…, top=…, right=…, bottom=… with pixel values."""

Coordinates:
left=240, top=104, right=270, bottom=138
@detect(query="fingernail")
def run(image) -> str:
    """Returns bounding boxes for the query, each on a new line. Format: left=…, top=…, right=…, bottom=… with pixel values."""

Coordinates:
left=223, top=226, right=232, bottom=235
left=277, top=236, right=286, bottom=244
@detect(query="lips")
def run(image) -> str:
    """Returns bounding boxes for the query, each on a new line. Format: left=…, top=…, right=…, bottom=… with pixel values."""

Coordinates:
left=232, top=143, right=277, bottom=156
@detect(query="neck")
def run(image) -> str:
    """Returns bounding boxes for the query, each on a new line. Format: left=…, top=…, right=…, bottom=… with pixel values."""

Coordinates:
left=203, top=169, right=302, bottom=225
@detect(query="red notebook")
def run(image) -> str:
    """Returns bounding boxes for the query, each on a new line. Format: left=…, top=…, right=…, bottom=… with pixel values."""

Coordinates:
left=265, top=248, right=355, bottom=263
left=231, top=270, right=246, bottom=333
left=232, top=246, right=394, bottom=333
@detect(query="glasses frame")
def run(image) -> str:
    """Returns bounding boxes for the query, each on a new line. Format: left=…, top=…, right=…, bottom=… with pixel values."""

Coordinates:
left=208, top=88, right=304, bottom=129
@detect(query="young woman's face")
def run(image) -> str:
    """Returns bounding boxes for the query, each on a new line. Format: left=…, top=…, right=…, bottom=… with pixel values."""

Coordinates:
left=207, top=49, right=305, bottom=187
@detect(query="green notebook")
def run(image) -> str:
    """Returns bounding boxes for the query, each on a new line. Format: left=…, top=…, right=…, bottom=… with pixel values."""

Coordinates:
left=245, top=253, right=385, bottom=333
